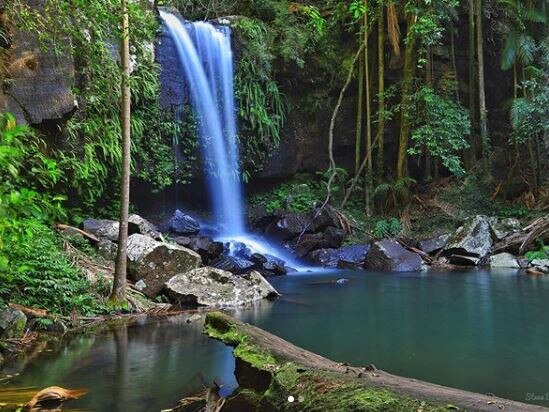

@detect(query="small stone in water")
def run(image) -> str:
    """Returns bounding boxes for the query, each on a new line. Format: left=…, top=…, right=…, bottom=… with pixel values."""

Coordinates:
left=335, top=278, right=349, bottom=285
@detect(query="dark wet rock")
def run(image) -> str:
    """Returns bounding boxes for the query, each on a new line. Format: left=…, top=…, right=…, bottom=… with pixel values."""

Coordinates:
left=417, top=234, right=450, bottom=255
left=293, top=233, right=330, bottom=258
left=490, top=252, right=520, bottom=269
left=248, top=204, right=279, bottom=230
left=366, top=239, right=422, bottom=272
left=0, top=308, right=27, bottom=339
left=165, top=268, right=279, bottom=307
left=324, top=226, right=345, bottom=248
left=211, top=255, right=255, bottom=274
left=186, top=236, right=224, bottom=263
left=443, top=216, right=493, bottom=263
left=261, top=254, right=288, bottom=276
left=250, top=253, right=268, bottom=266
left=169, top=209, right=200, bottom=235
left=82, top=218, right=119, bottom=242
left=307, top=248, right=339, bottom=268
left=265, top=213, right=312, bottom=241
left=310, top=204, right=344, bottom=232
left=126, top=234, right=201, bottom=298
left=337, top=244, right=370, bottom=269
left=128, top=214, right=161, bottom=240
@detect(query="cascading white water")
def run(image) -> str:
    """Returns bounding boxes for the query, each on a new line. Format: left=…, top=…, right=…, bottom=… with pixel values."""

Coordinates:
left=161, top=12, right=311, bottom=270
left=160, top=11, right=245, bottom=237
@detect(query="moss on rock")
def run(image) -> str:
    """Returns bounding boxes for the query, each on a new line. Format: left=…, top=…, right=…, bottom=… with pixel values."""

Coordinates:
left=203, top=312, right=446, bottom=411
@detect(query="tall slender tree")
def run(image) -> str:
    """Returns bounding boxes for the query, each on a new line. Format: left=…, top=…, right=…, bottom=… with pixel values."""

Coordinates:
left=476, top=0, right=489, bottom=161
left=110, top=0, right=131, bottom=306
left=364, top=0, right=372, bottom=215
left=396, top=12, right=418, bottom=179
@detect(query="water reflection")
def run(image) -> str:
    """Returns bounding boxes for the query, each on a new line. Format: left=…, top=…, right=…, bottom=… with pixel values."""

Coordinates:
left=0, top=315, right=237, bottom=411
left=2, top=269, right=549, bottom=409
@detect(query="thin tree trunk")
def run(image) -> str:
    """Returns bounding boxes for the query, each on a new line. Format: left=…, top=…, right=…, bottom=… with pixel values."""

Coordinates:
left=376, top=8, right=385, bottom=184
left=424, top=49, right=433, bottom=181
left=450, top=24, right=459, bottom=103
left=364, top=2, right=372, bottom=216
left=110, top=0, right=131, bottom=306
left=355, top=55, right=364, bottom=175
left=467, top=0, right=476, bottom=167
left=476, top=0, right=489, bottom=163
left=396, top=15, right=417, bottom=180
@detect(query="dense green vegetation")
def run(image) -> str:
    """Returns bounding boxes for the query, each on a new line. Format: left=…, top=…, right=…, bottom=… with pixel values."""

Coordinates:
left=1, top=0, right=548, bottom=314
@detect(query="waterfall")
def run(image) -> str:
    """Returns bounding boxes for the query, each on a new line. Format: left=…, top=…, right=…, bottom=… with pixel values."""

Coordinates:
left=160, top=11, right=312, bottom=271
left=160, top=11, right=245, bottom=237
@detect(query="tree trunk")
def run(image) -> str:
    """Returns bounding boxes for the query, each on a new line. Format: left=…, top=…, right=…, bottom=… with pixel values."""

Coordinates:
left=424, top=49, right=433, bottom=182
left=476, top=0, right=489, bottom=163
left=355, top=55, right=364, bottom=175
left=467, top=0, right=476, bottom=167
left=110, top=0, right=131, bottom=307
left=376, top=7, right=385, bottom=184
left=396, top=15, right=417, bottom=180
left=364, top=2, right=372, bottom=215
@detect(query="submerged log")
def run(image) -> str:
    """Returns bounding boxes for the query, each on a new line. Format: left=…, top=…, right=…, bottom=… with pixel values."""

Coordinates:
left=24, top=386, right=87, bottom=410
left=183, top=312, right=548, bottom=412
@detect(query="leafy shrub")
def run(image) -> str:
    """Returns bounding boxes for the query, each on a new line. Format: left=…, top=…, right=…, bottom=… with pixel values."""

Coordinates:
left=408, top=87, right=470, bottom=176
left=372, top=218, right=402, bottom=238
left=525, top=244, right=549, bottom=261
left=1, top=222, right=105, bottom=315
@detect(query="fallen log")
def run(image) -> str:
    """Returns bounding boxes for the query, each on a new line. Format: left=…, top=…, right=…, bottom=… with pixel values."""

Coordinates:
left=492, top=214, right=549, bottom=255
left=176, top=312, right=548, bottom=412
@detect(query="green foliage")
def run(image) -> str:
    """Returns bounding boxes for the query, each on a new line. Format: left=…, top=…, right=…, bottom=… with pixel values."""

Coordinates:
left=1, top=222, right=105, bottom=315
left=525, top=244, right=549, bottom=261
left=10, top=0, right=177, bottom=210
left=408, top=87, right=470, bottom=176
left=372, top=218, right=402, bottom=238
left=233, top=17, right=287, bottom=173
left=0, top=113, right=66, bottom=271
left=509, top=59, right=549, bottom=145
left=250, top=175, right=324, bottom=214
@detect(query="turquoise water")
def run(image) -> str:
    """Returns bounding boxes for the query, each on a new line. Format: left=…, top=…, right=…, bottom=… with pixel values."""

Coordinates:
left=2, top=269, right=549, bottom=410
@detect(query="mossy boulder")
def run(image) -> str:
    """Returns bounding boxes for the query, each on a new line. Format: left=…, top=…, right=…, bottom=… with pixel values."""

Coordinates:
left=127, top=234, right=202, bottom=298
left=165, top=267, right=279, bottom=307
left=0, top=307, right=27, bottom=339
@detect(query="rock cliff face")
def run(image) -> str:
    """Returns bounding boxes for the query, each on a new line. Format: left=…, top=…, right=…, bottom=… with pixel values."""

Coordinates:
left=0, top=0, right=76, bottom=125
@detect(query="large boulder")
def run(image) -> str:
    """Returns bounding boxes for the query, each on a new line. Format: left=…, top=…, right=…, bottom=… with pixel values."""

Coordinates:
left=366, top=239, right=423, bottom=272
left=292, top=233, right=330, bottom=258
left=169, top=209, right=200, bottom=235
left=490, top=252, right=520, bottom=269
left=128, top=214, right=161, bottom=240
left=265, top=213, right=312, bottom=241
left=530, top=259, right=549, bottom=274
left=165, top=268, right=279, bottom=307
left=488, top=217, right=522, bottom=241
left=307, top=249, right=339, bottom=267
left=337, top=244, right=370, bottom=269
left=0, top=307, right=27, bottom=339
left=2, top=0, right=76, bottom=125
left=444, top=216, right=493, bottom=265
left=82, top=218, right=119, bottom=242
left=417, top=234, right=450, bottom=255
left=126, top=234, right=201, bottom=297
